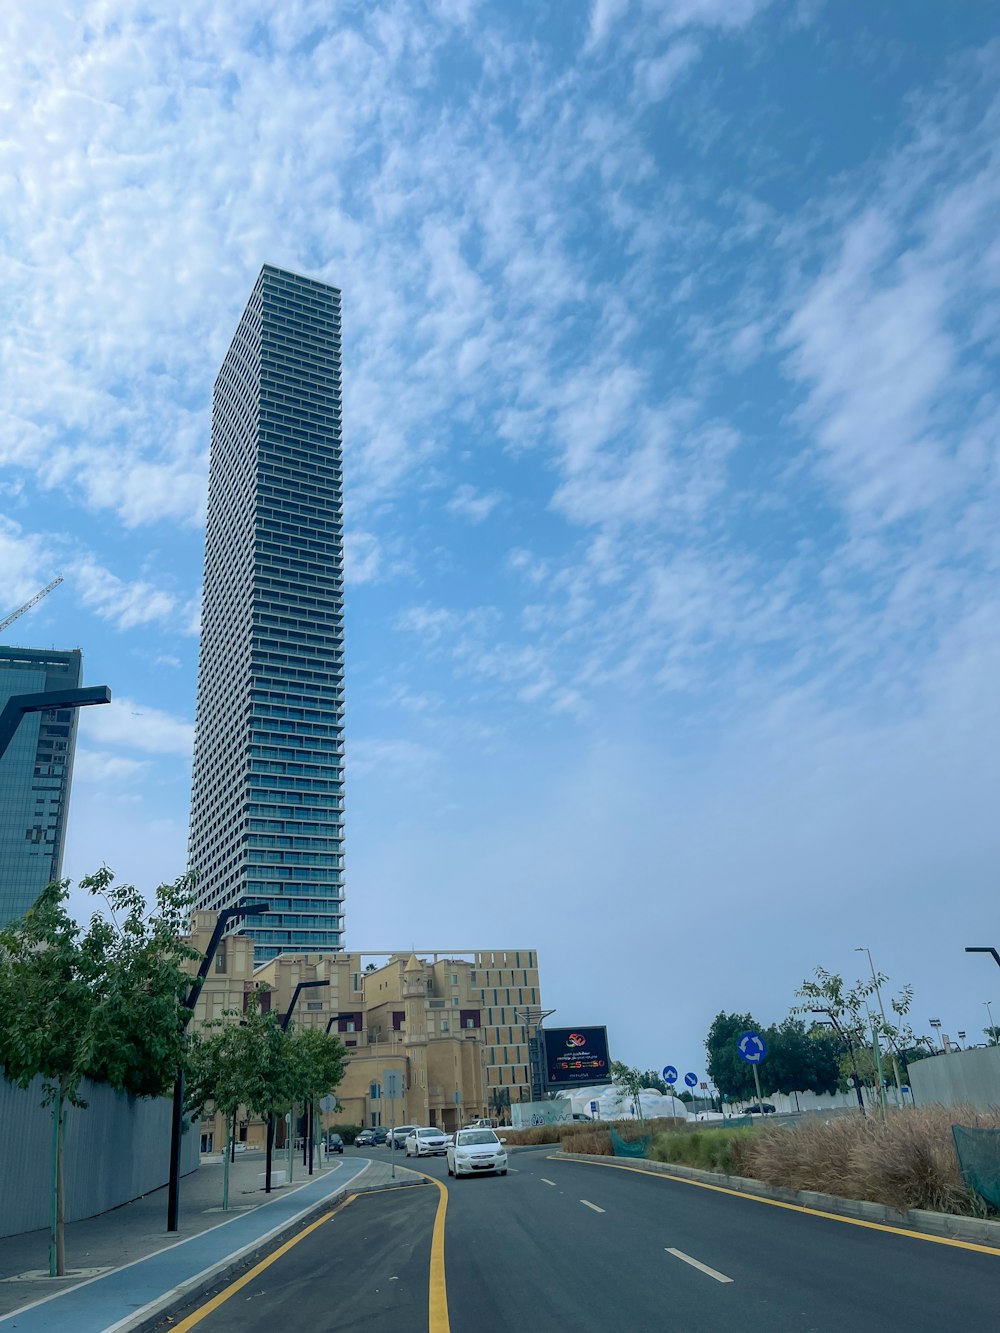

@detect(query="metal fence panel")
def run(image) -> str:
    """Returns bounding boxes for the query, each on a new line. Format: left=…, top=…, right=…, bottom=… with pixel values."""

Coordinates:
left=0, top=1074, right=199, bottom=1237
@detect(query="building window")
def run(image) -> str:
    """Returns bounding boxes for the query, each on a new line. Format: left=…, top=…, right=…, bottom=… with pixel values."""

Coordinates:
left=451, top=974, right=458, bottom=985
left=441, top=1021, right=449, bottom=1033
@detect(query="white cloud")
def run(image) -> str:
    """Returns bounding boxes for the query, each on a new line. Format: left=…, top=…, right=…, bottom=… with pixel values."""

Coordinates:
left=74, top=559, right=180, bottom=631
left=445, top=484, right=502, bottom=523
left=80, top=695, right=194, bottom=757
left=345, top=530, right=383, bottom=584
left=347, top=737, right=439, bottom=779
left=586, top=0, right=631, bottom=51
left=633, top=40, right=700, bottom=104
left=73, top=749, right=149, bottom=783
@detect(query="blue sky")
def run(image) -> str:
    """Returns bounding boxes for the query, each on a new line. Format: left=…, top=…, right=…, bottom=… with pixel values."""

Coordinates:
left=2, top=0, right=999, bottom=1078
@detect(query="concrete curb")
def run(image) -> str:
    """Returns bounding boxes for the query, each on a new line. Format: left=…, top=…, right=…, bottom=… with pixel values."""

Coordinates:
left=109, top=1163, right=427, bottom=1333
left=549, top=1152, right=1000, bottom=1249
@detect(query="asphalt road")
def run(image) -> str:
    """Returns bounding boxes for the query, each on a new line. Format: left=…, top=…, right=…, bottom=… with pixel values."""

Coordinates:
left=160, top=1144, right=1000, bottom=1332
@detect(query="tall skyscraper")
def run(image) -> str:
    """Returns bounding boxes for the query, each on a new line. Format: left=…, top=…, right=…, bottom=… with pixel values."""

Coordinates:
left=0, top=646, right=83, bottom=927
left=188, top=266, right=345, bottom=961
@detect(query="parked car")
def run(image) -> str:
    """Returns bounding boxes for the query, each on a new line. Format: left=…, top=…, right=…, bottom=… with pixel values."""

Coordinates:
left=388, top=1125, right=419, bottom=1150
left=405, top=1127, right=449, bottom=1157
left=371, top=1127, right=389, bottom=1145
left=447, top=1128, right=508, bottom=1177
left=745, top=1103, right=776, bottom=1115
left=325, top=1133, right=344, bottom=1153
left=355, top=1130, right=375, bottom=1147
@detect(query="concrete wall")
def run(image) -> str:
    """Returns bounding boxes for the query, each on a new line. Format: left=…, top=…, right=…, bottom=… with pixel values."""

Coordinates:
left=0, top=1074, right=200, bottom=1238
left=908, top=1046, right=1000, bottom=1110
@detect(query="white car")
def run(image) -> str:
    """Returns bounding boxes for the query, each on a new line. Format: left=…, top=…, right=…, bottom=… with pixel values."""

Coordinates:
left=405, top=1127, right=449, bottom=1157
left=387, top=1125, right=419, bottom=1150
left=447, top=1127, right=508, bottom=1177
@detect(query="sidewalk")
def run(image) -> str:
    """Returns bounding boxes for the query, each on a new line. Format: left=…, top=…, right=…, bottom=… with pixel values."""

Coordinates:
left=0, top=1149, right=423, bottom=1332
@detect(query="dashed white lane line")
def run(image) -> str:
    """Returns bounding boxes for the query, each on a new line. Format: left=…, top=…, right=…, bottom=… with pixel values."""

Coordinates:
left=665, top=1248, right=733, bottom=1283
left=580, top=1199, right=606, bottom=1213
left=541, top=1178, right=557, bottom=1186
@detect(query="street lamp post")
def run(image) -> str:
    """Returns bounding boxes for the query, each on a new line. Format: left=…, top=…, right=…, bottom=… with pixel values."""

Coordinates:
left=167, top=901, right=270, bottom=1232
left=855, top=946, right=903, bottom=1101
left=0, top=685, right=111, bottom=762
left=986, top=1002, right=997, bottom=1046
left=929, top=1018, right=943, bottom=1050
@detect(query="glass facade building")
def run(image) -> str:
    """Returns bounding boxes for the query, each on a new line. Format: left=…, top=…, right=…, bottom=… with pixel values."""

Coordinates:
left=188, top=266, right=345, bottom=961
left=0, top=647, right=83, bottom=927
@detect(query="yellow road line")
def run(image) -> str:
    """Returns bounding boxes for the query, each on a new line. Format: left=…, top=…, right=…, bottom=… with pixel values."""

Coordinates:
left=169, top=1194, right=358, bottom=1332
left=406, top=1167, right=451, bottom=1333
left=554, top=1157, right=1000, bottom=1256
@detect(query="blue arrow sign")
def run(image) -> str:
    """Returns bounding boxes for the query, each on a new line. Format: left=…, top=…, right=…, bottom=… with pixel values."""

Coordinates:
left=737, top=1031, right=767, bottom=1064
left=662, top=1065, right=678, bottom=1084
left=684, top=1072, right=698, bottom=1088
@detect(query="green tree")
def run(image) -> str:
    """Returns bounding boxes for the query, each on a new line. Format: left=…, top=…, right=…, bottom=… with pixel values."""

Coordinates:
left=793, top=965, right=916, bottom=1105
left=286, top=1026, right=349, bottom=1159
left=185, top=1016, right=251, bottom=1209
left=639, top=1069, right=668, bottom=1094
left=610, top=1061, right=645, bottom=1119
left=0, top=870, right=197, bottom=1274
left=705, top=1011, right=762, bottom=1102
left=761, top=1017, right=841, bottom=1097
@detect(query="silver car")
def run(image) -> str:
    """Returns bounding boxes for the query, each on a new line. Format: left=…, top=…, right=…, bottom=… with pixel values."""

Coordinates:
left=447, top=1128, right=508, bottom=1177
left=405, top=1127, right=449, bottom=1157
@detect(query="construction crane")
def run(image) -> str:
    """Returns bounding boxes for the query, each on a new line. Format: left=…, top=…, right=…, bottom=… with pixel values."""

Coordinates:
left=0, top=576, right=65, bottom=634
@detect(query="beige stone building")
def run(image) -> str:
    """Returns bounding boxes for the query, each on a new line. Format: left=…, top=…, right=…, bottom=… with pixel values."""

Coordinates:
left=182, top=914, right=541, bottom=1149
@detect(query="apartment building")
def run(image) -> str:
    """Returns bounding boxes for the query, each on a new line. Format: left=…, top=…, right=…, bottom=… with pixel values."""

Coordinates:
left=182, top=916, right=541, bottom=1147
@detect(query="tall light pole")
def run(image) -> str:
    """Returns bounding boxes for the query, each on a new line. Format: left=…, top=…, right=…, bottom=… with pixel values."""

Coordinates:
left=167, top=901, right=270, bottom=1231
left=929, top=1017, right=943, bottom=1050
left=855, top=946, right=902, bottom=1099
left=986, top=1001, right=997, bottom=1045
left=0, top=684, right=111, bottom=760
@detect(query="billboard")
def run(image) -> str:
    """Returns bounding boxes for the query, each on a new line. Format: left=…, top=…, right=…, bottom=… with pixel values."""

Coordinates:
left=543, top=1026, right=612, bottom=1087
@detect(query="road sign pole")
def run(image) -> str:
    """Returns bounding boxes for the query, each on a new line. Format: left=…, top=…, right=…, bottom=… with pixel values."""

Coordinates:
left=752, top=1062, right=763, bottom=1110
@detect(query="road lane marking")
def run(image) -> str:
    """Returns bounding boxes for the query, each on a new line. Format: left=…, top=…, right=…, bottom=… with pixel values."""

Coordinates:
left=541, top=1178, right=557, bottom=1186
left=169, top=1193, right=358, bottom=1332
left=408, top=1166, right=451, bottom=1333
left=666, top=1247, right=733, bottom=1283
left=580, top=1199, right=606, bottom=1213
left=554, top=1158, right=1000, bottom=1257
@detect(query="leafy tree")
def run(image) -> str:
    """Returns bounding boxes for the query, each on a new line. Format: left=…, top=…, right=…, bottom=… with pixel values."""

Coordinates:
left=286, top=1026, right=349, bottom=1164
left=0, top=870, right=197, bottom=1274
left=610, top=1061, right=645, bottom=1119
left=705, top=1012, right=762, bottom=1101
left=761, top=1018, right=841, bottom=1097
left=639, top=1069, right=668, bottom=1094
left=185, top=1016, right=251, bottom=1209
left=985, top=1026, right=1000, bottom=1047
left=793, top=965, right=916, bottom=1104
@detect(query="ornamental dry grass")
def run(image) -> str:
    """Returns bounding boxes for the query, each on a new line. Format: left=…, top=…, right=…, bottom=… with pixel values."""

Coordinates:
left=744, top=1105, right=1000, bottom=1216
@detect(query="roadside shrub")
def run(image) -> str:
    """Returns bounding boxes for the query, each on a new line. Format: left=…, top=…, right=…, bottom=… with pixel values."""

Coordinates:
left=743, top=1105, right=1000, bottom=1216
left=649, top=1127, right=755, bottom=1175
left=562, top=1129, right=612, bottom=1155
